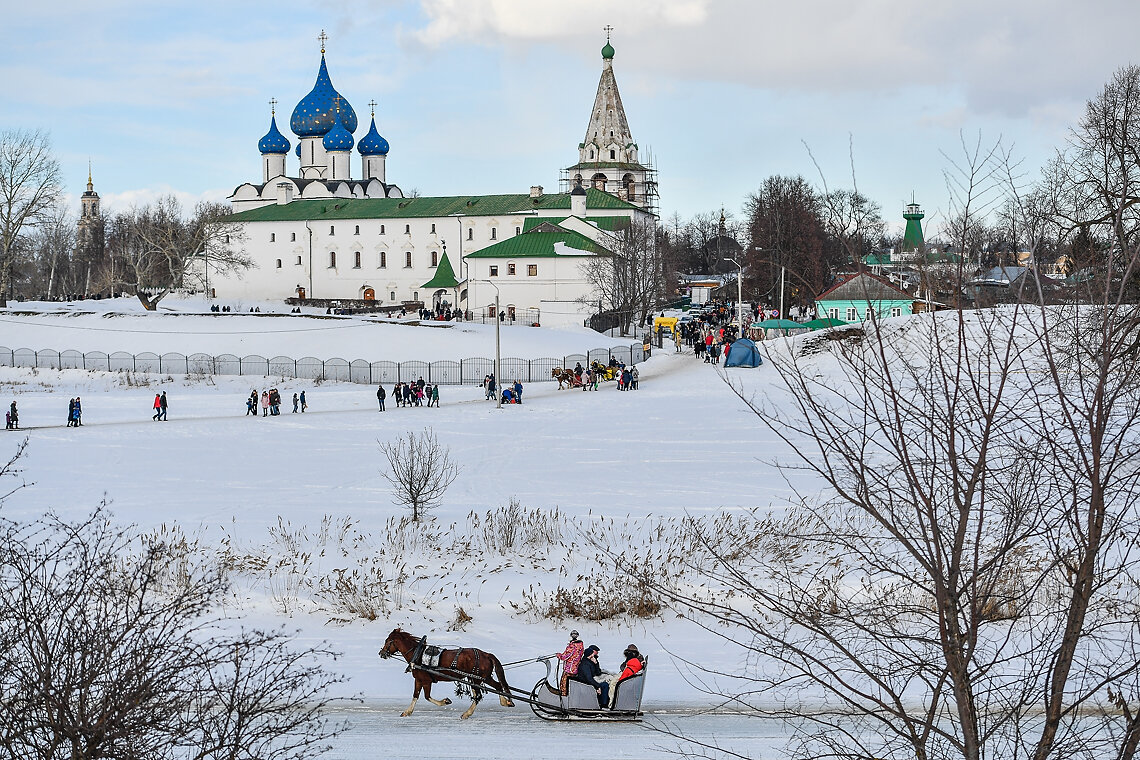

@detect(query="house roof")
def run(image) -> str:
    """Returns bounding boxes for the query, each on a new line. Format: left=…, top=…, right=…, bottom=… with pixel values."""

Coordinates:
left=522, top=215, right=631, bottom=233
left=816, top=271, right=913, bottom=301
left=565, top=161, right=648, bottom=172
left=228, top=187, right=640, bottom=222
left=421, top=252, right=460, bottom=289
left=463, top=224, right=610, bottom=259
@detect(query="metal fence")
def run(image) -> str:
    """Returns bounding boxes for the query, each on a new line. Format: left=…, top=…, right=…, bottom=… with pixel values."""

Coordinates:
left=0, top=345, right=648, bottom=386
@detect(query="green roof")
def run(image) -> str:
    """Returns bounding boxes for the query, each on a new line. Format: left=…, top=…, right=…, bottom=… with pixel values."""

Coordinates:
left=566, top=161, right=648, bottom=172
left=228, top=188, right=639, bottom=222
left=521, top=216, right=631, bottom=233
left=421, top=252, right=460, bottom=289
left=463, top=224, right=610, bottom=259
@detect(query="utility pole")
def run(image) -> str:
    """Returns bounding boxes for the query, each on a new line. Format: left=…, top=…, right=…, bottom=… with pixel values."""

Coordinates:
left=483, top=279, right=502, bottom=409
left=779, top=266, right=785, bottom=320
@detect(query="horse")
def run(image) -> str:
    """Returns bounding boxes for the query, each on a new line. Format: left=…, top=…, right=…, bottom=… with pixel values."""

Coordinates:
left=379, top=628, right=515, bottom=719
left=551, top=367, right=580, bottom=389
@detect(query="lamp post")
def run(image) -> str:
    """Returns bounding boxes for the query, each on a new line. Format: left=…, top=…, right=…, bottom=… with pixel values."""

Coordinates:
left=481, top=279, right=502, bottom=409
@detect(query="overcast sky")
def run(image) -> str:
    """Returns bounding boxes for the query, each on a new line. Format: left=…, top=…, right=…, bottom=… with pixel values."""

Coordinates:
left=4, top=0, right=1137, bottom=234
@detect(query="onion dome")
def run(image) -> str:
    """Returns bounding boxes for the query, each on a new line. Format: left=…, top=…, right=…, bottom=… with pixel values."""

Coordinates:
left=322, top=117, right=354, bottom=152
left=602, top=41, right=615, bottom=59
left=358, top=116, right=389, bottom=156
left=258, top=115, right=291, bottom=154
left=290, top=54, right=358, bottom=138
left=295, top=143, right=301, bottom=158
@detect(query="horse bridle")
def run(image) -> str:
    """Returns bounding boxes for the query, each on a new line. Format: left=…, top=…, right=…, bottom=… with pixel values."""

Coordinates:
left=379, top=639, right=396, bottom=660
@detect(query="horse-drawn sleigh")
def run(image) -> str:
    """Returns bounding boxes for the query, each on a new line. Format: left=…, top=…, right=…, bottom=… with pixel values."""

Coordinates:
left=379, top=628, right=647, bottom=721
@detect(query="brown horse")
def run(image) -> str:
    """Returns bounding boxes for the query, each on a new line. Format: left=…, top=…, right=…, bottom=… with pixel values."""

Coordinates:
left=379, top=628, right=515, bottom=719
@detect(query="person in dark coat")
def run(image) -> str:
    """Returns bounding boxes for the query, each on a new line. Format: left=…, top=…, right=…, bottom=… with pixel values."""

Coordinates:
left=68, top=398, right=76, bottom=427
left=73, top=397, right=82, bottom=426
left=159, top=391, right=168, bottom=421
left=377, top=385, right=386, bottom=411
left=574, top=645, right=609, bottom=707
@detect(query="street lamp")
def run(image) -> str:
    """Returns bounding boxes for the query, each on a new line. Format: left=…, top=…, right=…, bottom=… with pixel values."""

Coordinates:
left=480, top=279, right=502, bottom=409
left=723, top=256, right=744, bottom=331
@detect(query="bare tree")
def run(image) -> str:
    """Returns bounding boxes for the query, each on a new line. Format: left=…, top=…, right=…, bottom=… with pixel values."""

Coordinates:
left=579, top=217, right=662, bottom=335
left=613, top=82, right=1140, bottom=760
left=0, top=128, right=63, bottom=306
left=0, top=500, right=347, bottom=760
left=379, top=429, right=460, bottom=521
left=105, top=196, right=249, bottom=309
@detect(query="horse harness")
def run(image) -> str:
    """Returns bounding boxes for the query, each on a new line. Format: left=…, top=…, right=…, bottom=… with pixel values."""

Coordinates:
left=409, top=636, right=482, bottom=680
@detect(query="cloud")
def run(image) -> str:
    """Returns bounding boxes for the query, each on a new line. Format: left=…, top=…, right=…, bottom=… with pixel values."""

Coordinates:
left=401, top=0, right=1140, bottom=125
left=410, top=0, right=709, bottom=46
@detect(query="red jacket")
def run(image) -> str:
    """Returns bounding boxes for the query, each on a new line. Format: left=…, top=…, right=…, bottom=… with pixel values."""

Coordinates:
left=618, top=656, right=643, bottom=681
left=153, top=395, right=162, bottom=409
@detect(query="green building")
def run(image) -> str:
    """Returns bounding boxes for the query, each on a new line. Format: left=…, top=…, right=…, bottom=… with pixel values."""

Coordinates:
left=815, top=272, right=915, bottom=323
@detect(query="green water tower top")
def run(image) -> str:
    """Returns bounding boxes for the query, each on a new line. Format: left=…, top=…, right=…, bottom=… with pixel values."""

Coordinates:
left=902, top=201, right=924, bottom=251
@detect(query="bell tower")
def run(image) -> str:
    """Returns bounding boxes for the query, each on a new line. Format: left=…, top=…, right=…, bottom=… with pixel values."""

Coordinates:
left=563, top=28, right=657, bottom=213
left=77, top=162, right=104, bottom=260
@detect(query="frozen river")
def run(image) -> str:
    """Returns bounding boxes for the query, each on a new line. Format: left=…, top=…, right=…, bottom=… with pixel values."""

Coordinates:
left=325, top=703, right=789, bottom=759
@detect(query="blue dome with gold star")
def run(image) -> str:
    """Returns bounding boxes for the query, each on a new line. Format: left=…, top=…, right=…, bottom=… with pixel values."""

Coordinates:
left=295, top=143, right=301, bottom=158
left=290, top=54, right=358, bottom=138
left=358, top=117, right=389, bottom=156
left=258, top=115, right=291, bottom=154
left=323, top=117, right=354, bottom=152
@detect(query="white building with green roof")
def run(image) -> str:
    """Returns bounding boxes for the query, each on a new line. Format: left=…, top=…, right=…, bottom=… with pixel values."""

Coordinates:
left=206, top=35, right=656, bottom=324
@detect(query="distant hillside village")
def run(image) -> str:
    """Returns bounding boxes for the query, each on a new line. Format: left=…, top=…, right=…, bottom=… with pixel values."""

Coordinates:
left=0, top=34, right=1131, bottom=330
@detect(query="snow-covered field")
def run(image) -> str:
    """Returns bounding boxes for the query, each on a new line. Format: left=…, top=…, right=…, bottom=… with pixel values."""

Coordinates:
left=0, top=295, right=636, bottom=361
left=0, top=301, right=813, bottom=759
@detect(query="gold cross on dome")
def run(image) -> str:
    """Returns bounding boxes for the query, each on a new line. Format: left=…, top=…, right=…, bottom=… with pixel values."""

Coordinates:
left=318, top=30, right=328, bottom=53
left=604, top=25, right=613, bottom=42
left=333, top=94, right=342, bottom=114
left=368, top=99, right=377, bottom=117
left=269, top=97, right=277, bottom=115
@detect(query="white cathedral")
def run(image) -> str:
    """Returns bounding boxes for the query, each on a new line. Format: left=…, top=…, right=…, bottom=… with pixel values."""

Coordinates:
left=207, top=34, right=658, bottom=325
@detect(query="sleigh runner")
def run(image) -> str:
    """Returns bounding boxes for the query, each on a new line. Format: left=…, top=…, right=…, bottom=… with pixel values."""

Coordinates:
left=379, top=629, right=646, bottom=722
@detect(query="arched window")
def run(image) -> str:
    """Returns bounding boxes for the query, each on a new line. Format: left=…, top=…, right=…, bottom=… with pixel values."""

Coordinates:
left=329, top=226, right=335, bottom=235
left=290, top=232, right=296, bottom=242
left=592, top=173, right=607, bottom=191
left=354, top=225, right=360, bottom=235
left=431, top=223, right=436, bottom=234
left=295, top=256, right=302, bottom=265
left=329, top=252, right=337, bottom=268
left=380, top=224, right=385, bottom=234
left=353, top=251, right=361, bottom=268
left=270, top=233, right=276, bottom=242
left=405, top=251, right=412, bottom=268
left=390, top=291, right=396, bottom=301
left=491, top=228, right=497, bottom=240
left=379, top=251, right=387, bottom=268
left=431, top=251, right=438, bottom=267
left=609, top=149, right=615, bottom=159
left=414, top=291, right=419, bottom=301
left=404, top=224, right=410, bottom=234
left=275, top=259, right=282, bottom=268
left=467, top=228, right=473, bottom=241
left=507, top=262, right=516, bottom=276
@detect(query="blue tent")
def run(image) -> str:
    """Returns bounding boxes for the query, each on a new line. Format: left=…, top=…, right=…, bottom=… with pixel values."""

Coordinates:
left=725, top=338, right=763, bottom=368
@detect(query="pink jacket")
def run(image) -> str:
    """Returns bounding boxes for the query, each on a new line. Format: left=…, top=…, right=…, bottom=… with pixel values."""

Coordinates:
left=556, top=640, right=584, bottom=675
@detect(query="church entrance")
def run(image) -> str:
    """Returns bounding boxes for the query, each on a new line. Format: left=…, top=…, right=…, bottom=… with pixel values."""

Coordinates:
left=296, top=286, right=306, bottom=299
left=362, top=287, right=375, bottom=301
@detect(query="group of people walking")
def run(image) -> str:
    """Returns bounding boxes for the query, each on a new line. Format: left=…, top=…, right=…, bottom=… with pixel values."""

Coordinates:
left=554, top=630, right=645, bottom=708
left=151, top=392, right=169, bottom=421
left=247, top=388, right=305, bottom=416
left=381, top=379, right=439, bottom=409
left=67, top=397, right=83, bottom=426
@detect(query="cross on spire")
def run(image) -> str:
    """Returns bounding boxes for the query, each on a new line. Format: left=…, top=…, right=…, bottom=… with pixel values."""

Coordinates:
left=333, top=94, right=342, bottom=115
left=604, top=24, right=613, bottom=42
left=269, top=97, right=277, bottom=115
left=368, top=99, right=377, bottom=118
left=318, top=29, right=328, bottom=54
